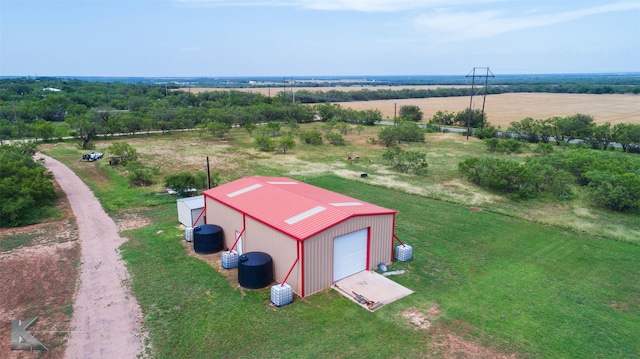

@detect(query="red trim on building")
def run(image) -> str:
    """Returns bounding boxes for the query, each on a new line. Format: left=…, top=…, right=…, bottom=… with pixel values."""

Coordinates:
left=390, top=215, right=396, bottom=263
left=300, top=240, right=305, bottom=297
left=202, top=177, right=396, bottom=241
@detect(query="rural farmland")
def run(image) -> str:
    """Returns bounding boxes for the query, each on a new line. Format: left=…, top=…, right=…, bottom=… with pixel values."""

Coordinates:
left=184, top=87, right=640, bottom=128
left=2, top=77, right=639, bottom=359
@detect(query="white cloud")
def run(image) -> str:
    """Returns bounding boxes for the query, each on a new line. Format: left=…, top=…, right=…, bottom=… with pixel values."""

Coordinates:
left=180, top=47, right=202, bottom=52
left=413, top=1, right=640, bottom=42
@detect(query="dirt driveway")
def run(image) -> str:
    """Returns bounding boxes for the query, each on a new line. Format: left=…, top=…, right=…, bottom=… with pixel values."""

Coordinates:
left=38, top=154, right=147, bottom=359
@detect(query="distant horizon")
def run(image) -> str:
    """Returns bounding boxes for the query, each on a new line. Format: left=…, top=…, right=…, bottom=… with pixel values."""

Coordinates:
left=2, top=71, right=640, bottom=81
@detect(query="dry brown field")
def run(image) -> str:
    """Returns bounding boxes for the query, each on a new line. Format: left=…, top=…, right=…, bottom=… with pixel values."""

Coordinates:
left=181, top=87, right=640, bottom=128
left=341, top=93, right=640, bottom=128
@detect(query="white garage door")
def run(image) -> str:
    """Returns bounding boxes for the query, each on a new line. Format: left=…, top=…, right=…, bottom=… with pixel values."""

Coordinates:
left=333, top=228, right=368, bottom=282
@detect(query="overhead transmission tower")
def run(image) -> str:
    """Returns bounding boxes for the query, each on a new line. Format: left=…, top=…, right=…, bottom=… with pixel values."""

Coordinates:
left=466, top=67, right=494, bottom=139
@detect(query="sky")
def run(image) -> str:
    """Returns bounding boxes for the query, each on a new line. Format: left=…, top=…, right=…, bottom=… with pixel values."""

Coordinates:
left=1, top=0, right=639, bottom=77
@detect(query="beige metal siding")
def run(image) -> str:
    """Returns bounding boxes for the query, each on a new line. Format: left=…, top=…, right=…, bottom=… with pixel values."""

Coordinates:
left=244, top=218, right=301, bottom=295
left=205, top=197, right=394, bottom=298
left=205, top=199, right=243, bottom=249
left=303, top=214, right=394, bottom=296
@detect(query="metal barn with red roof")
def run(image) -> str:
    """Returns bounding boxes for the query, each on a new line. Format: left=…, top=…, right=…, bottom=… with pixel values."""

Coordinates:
left=202, top=176, right=397, bottom=297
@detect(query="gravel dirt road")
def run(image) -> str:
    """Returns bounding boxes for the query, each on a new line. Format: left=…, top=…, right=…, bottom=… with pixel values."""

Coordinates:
left=38, top=154, right=147, bottom=359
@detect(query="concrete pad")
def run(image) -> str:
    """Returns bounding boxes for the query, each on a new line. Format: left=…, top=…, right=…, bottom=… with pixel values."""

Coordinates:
left=333, top=270, right=413, bottom=311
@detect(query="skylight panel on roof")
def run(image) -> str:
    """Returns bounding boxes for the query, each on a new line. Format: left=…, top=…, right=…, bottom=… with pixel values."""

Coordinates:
left=285, top=206, right=326, bottom=225
left=227, top=183, right=262, bottom=198
left=329, top=202, right=363, bottom=207
left=266, top=181, right=298, bottom=185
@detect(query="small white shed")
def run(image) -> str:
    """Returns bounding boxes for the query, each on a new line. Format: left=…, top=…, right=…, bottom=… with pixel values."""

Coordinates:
left=177, top=195, right=205, bottom=227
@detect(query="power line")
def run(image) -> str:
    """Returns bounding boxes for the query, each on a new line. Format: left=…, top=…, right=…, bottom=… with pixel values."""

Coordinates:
left=466, top=67, right=494, bottom=139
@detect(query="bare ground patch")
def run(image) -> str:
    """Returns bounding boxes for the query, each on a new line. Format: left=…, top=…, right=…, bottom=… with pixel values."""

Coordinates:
left=0, top=185, right=79, bottom=359
left=431, top=329, right=519, bottom=359
left=401, top=305, right=518, bottom=359
left=114, top=211, right=153, bottom=232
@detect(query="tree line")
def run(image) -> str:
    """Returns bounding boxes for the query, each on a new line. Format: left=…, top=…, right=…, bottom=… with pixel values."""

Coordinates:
left=458, top=148, right=640, bottom=212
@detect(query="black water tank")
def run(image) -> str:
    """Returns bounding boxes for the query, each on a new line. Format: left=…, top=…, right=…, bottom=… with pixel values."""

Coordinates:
left=193, top=224, right=223, bottom=254
left=238, top=252, right=273, bottom=289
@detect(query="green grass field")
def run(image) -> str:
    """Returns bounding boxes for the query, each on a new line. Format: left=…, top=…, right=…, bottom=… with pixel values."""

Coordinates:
left=113, top=175, right=640, bottom=358
left=41, top=127, right=640, bottom=358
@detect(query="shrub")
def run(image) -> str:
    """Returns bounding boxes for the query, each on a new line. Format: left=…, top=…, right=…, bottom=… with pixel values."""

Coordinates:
left=335, top=121, right=353, bottom=135
left=485, top=138, right=500, bottom=152
left=163, top=170, right=213, bottom=196
left=325, top=132, right=346, bottom=146
left=586, top=171, right=640, bottom=211
left=458, top=157, right=535, bottom=199
left=534, top=143, right=555, bottom=156
left=277, top=135, right=296, bottom=154
left=255, top=135, right=275, bottom=152
left=127, top=163, right=156, bottom=187
left=378, top=126, right=400, bottom=147
left=497, top=138, right=524, bottom=154
left=299, top=130, right=323, bottom=145
left=382, top=147, right=428, bottom=175
left=474, top=125, right=499, bottom=139
left=397, top=121, right=425, bottom=143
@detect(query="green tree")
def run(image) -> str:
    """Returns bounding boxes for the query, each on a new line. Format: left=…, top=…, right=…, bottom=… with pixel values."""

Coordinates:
left=454, top=108, right=485, bottom=128
left=266, top=121, right=281, bottom=137
left=587, top=122, right=613, bottom=150
left=378, top=126, right=400, bottom=147
left=429, top=110, right=455, bottom=126
left=33, top=119, right=55, bottom=142
left=119, top=113, right=143, bottom=136
left=0, top=144, right=56, bottom=226
left=397, top=121, right=425, bottom=143
left=277, top=134, right=296, bottom=154
left=66, top=113, right=98, bottom=149
left=335, top=121, right=352, bottom=135
left=315, top=103, right=342, bottom=122
left=399, top=105, right=423, bottom=122
left=552, top=114, right=595, bottom=145
left=612, top=123, right=640, bottom=152
left=107, top=142, right=138, bottom=166
left=508, top=117, right=539, bottom=142
left=207, top=121, right=231, bottom=139
left=243, top=122, right=257, bottom=137
left=164, top=171, right=199, bottom=197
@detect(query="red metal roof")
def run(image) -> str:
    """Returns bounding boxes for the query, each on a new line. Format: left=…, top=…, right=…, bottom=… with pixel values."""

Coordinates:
left=203, top=177, right=396, bottom=241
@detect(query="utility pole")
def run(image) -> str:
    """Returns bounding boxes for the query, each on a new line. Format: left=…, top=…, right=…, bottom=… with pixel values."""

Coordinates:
left=291, top=78, right=295, bottom=103
left=465, top=67, right=494, bottom=139
left=394, top=102, right=397, bottom=125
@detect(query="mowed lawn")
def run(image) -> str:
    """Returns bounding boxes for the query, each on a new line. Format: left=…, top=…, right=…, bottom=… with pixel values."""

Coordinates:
left=120, top=175, right=640, bottom=358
